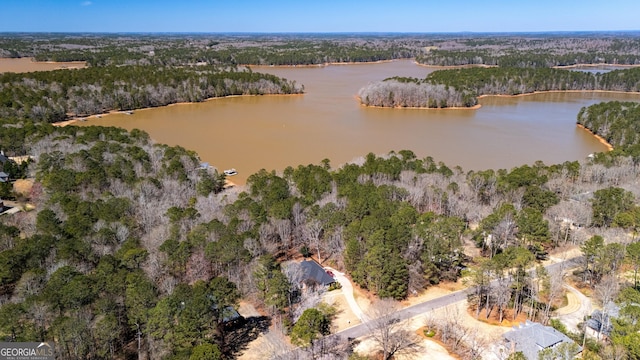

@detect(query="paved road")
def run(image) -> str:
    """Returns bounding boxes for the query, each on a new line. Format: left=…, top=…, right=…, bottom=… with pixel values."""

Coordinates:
left=280, top=255, right=585, bottom=359
left=335, top=255, right=584, bottom=340
left=337, top=288, right=471, bottom=340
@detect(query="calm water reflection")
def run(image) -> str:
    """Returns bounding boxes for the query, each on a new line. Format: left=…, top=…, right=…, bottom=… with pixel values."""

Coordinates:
left=80, top=60, right=640, bottom=184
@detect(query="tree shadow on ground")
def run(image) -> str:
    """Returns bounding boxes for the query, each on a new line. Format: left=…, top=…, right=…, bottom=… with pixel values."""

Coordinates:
left=225, top=315, right=272, bottom=357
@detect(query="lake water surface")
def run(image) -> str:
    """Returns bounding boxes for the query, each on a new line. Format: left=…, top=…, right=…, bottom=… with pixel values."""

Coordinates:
left=79, top=60, right=640, bottom=184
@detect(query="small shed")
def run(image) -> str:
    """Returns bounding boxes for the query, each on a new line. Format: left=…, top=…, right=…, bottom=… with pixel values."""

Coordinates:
left=0, top=172, right=8, bottom=183
left=300, top=260, right=335, bottom=287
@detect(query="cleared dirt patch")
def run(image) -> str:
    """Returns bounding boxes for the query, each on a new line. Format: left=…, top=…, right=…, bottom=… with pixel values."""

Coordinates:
left=323, top=288, right=361, bottom=331
left=467, top=306, right=528, bottom=327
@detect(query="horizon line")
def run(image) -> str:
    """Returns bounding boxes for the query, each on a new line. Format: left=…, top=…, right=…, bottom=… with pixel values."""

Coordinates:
left=1, top=30, right=640, bottom=36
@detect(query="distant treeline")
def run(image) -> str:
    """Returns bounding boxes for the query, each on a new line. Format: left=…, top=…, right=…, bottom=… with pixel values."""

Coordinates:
left=194, top=42, right=415, bottom=66
left=33, top=42, right=416, bottom=67
left=359, top=67, right=640, bottom=108
left=416, top=37, right=640, bottom=67
left=5, top=33, right=640, bottom=68
left=0, top=65, right=303, bottom=123
left=417, top=50, right=640, bottom=68
left=0, top=35, right=422, bottom=67
left=4, top=33, right=640, bottom=359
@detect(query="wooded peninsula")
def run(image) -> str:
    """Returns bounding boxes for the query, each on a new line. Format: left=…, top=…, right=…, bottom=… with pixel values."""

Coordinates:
left=358, top=67, right=640, bottom=108
left=2, top=33, right=640, bottom=360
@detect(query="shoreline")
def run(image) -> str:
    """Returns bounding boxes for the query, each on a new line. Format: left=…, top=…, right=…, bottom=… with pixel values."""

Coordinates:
left=576, top=123, right=614, bottom=152
left=414, top=62, right=497, bottom=69
left=34, top=59, right=87, bottom=66
left=356, top=96, right=482, bottom=110
left=248, top=59, right=398, bottom=69
left=356, top=89, right=640, bottom=111
left=224, top=179, right=239, bottom=189
left=250, top=60, right=640, bottom=71
left=360, top=103, right=482, bottom=110
left=477, top=89, right=640, bottom=99
left=52, top=93, right=305, bottom=127
left=413, top=61, right=640, bottom=70
left=553, top=63, right=640, bottom=70
left=53, top=88, right=640, bottom=127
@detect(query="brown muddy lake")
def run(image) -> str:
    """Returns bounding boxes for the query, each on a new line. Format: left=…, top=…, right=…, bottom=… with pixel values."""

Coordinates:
left=0, top=58, right=86, bottom=73
left=78, top=60, right=640, bottom=184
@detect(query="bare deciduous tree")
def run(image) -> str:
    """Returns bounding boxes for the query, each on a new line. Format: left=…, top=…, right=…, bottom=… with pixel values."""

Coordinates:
left=365, top=298, right=421, bottom=360
left=304, top=219, right=324, bottom=263
left=594, top=275, right=620, bottom=340
left=430, top=305, right=491, bottom=360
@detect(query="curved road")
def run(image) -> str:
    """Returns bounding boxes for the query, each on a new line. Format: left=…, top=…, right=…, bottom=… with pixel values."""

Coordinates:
left=325, top=266, right=368, bottom=322
left=334, top=256, right=584, bottom=340
left=282, top=256, right=585, bottom=358
left=557, top=284, right=592, bottom=332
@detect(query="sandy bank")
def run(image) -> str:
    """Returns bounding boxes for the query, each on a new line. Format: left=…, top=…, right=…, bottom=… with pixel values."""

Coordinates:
left=224, top=178, right=239, bottom=189
left=52, top=119, right=80, bottom=127
left=576, top=123, right=614, bottom=151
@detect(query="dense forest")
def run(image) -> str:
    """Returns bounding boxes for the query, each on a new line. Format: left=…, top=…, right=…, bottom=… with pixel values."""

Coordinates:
left=577, top=101, right=640, bottom=154
left=415, top=36, right=640, bottom=67
left=2, top=117, right=640, bottom=359
left=0, top=65, right=303, bottom=123
left=4, top=33, right=640, bottom=68
left=358, top=67, right=640, bottom=108
left=0, top=34, right=421, bottom=67
left=2, top=33, right=640, bottom=359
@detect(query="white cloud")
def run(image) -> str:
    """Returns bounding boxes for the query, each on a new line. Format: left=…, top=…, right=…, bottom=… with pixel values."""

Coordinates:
left=81, top=1, right=92, bottom=6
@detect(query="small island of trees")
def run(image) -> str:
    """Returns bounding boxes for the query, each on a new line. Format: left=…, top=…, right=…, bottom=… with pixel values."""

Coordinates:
left=358, top=67, right=640, bottom=108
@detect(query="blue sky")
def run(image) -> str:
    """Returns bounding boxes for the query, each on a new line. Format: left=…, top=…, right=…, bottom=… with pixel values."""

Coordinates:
left=2, top=0, right=638, bottom=33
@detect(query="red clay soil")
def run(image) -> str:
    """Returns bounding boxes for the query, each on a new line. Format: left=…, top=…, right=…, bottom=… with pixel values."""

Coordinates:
left=466, top=307, right=528, bottom=327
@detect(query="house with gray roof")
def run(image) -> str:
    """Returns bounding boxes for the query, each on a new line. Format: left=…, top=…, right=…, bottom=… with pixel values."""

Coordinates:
left=503, top=320, right=580, bottom=360
left=300, top=260, right=335, bottom=287
left=586, top=302, right=620, bottom=339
